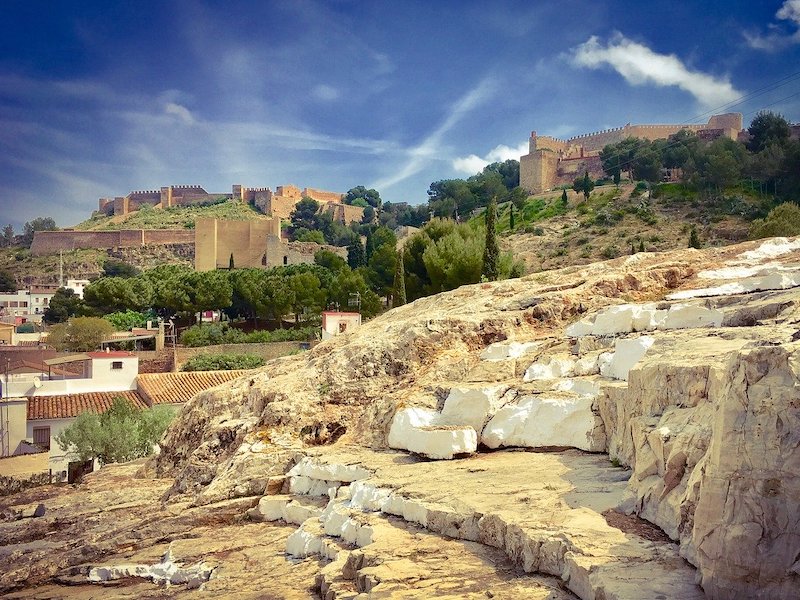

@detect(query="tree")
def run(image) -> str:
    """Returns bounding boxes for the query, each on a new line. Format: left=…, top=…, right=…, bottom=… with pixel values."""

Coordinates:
left=288, top=272, right=326, bottom=322
left=1, top=224, right=14, bottom=248
left=102, top=260, right=140, bottom=278
left=315, top=249, right=348, bottom=273
left=182, top=353, right=265, bottom=371
left=188, top=271, right=232, bottom=323
left=347, top=238, right=366, bottom=269
left=143, top=265, right=194, bottom=315
left=361, top=205, right=375, bottom=224
left=561, top=188, right=568, bottom=208
left=104, top=309, right=152, bottom=331
left=482, top=197, right=499, bottom=281
left=21, top=217, right=57, bottom=247
left=47, top=317, right=114, bottom=351
left=366, top=243, right=397, bottom=297
left=56, top=396, right=174, bottom=465
left=229, top=253, right=235, bottom=270
left=509, top=203, right=515, bottom=230
left=329, top=269, right=381, bottom=317
left=392, top=250, right=406, bottom=307
left=43, top=288, right=86, bottom=324
left=688, top=227, right=701, bottom=249
left=345, top=186, right=382, bottom=208
left=83, top=277, right=153, bottom=313
left=296, top=229, right=326, bottom=244
left=0, top=269, right=15, bottom=292
left=572, top=171, right=595, bottom=201
left=747, top=111, right=791, bottom=153
left=289, top=197, right=321, bottom=233
left=750, top=202, right=800, bottom=239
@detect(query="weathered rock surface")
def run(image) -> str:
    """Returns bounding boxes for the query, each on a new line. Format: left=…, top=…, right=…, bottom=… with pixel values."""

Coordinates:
left=3, top=236, right=800, bottom=598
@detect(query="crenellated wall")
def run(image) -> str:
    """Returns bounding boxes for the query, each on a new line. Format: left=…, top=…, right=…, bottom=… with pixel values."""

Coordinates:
left=520, top=113, right=744, bottom=192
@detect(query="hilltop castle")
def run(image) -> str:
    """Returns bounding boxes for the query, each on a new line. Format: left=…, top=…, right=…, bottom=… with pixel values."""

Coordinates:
left=519, top=113, right=743, bottom=193
left=98, top=183, right=364, bottom=224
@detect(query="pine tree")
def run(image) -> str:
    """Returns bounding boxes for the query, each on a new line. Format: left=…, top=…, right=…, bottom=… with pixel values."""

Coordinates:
left=638, top=240, right=645, bottom=253
left=347, top=238, right=366, bottom=269
left=688, top=227, right=701, bottom=249
left=392, top=251, right=407, bottom=307
left=482, top=197, right=499, bottom=281
left=509, top=203, right=515, bottom=230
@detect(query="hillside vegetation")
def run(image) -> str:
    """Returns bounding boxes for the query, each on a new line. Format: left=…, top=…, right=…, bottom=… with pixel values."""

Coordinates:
left=75, top=200, right=270, bottom=231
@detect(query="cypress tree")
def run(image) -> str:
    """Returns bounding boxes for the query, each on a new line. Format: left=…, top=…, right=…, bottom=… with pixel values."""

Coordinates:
left=638, top=240, right=645, bottom=252
left=689, top=227, right=701, bottom=249
left=509, top=203, right=515, bottom=230
left=347, top=238, right=366, bottom=269
left=482, top=196, right=500, bottom=281
left=561, top=188, right=568, bottom=208
left=229, top=253, right=235, bottom=270
left=392, top=251, right=407, bottom=307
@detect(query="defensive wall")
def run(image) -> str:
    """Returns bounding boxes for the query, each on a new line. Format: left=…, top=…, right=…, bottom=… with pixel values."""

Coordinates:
left=520, top=113, right=744, bottom=193
left=195, top=218, right=346, bottom=272
left=30, top=229, right=195, bottom=256
left=98, top=183, right=361, bottom=224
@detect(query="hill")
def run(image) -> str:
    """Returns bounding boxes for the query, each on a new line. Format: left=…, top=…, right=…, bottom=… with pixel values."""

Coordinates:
left=74, top=199, right=272, bottom=231
left=492, top=182, right=761, bottom=273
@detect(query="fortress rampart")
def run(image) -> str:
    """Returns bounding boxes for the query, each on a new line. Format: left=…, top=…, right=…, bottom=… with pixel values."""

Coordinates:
left=30, top=229, right=195, bottom=256
left=521, top=113, right=744, bottom=193
left=98, top=182, right=360, bottom=225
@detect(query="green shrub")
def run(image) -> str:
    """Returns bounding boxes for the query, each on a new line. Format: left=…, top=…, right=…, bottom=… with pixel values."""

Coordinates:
left=182, top=352, right=265, bottom=371
left=749, top=202, right=800, bottom=239
left=179, top=323, right=316, bottom=347
left=601, top=245, right=621, bottom=259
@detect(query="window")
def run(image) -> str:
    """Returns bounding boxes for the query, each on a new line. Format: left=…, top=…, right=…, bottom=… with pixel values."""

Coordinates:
left=111, top=361, right=123, bottom=369
left=33, top=427, right=50, bottom=450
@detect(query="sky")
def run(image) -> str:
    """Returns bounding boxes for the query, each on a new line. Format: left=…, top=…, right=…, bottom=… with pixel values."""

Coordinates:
left=1, top=0, right=800, bottom=231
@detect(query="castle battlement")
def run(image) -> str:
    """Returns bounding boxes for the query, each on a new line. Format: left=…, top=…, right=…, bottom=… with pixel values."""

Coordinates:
left=520, top=113, right=744, bottom=194
left=128, top=190, right=160, bottom=196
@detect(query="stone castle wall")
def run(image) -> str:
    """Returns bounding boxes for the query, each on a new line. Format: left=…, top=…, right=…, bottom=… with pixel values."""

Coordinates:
left=30, top=229, right=195, bottom=256
left=521, top=113, right=744, bottom=193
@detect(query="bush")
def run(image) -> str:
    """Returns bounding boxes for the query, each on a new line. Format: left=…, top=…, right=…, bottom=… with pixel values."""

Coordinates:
left=179, top=323, right=316, bottom=347
left=182, top=352, right=265, bottom=371
left=601, top=245, right=621, bottom=259
left=749, top=202, right=800, bottom=239
left=104, top=309, right=155, bottom=331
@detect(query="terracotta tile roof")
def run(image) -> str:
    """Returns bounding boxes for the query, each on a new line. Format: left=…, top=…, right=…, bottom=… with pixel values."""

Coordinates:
left=137, top=370, right=251, bottom=405
left=27, top=391, right=148, bottom=420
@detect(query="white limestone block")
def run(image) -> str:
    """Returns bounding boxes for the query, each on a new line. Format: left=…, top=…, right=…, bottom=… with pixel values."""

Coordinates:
left=403, top=426, right=478, bottom=460
left=552, top=378, right=601, bottom=397
left=322, top=503, right=351, bottom=537
left=523, top=356, right=576, bottom=381
left=356, top=524, right=375, bottom=547
left=288, top=457, right=371, bottom=483
left=382, top=494, right=429, bottom=527
left=387, top=407, right=438, bottom=448
left=565, top=318, right=594, bottom=338
left=667, top=269, right=800, bottom=300
left=739, top=237, right=800, bottom=261
left=480, top=341, right=540, bottom=361
left=439, top=385, right=506, bottom=434
left=255, top=496, right=288, bottom=521
left=349, top=481, right=391, bottom=512
left=289, top=475, right=340, bottom=497
left=601, top=337, right=654, bottom=381
left=286, top=526, right=323, bottom=558
left=573, top=355, right=600, bottom=376
left=592, top=304, right=640, bottom=335
left=632, top=307, right=668, bottom=331
left=481, top=395, right=599, bottom=451
left=662, top=304, right=723, bottom=329
left=283, top=501, right=322, bottom=526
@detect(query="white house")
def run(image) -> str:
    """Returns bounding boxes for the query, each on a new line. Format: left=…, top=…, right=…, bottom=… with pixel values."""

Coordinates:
left=321, top=311, right=362, bottom=340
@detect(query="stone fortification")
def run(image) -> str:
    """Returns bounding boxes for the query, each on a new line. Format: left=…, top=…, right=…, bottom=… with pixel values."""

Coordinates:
left=520, top=113, right=743, bottom=193
left=194, top=218, right=346, bottom=271
left=98, top=182, right=362, bottom=225
left=30, top=229, right=195, bottom=256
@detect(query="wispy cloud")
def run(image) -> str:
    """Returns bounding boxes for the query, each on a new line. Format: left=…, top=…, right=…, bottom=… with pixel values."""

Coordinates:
left=372, top=78, right=497, bottom=189
left=570, top=33, right=741, bottom=107
left=452, top=141, right=529, bottom=175
left=311, top=84, right=340, bottom=102
left=164, top=102, right=195, bottom=124
left=745, top=0, right=800, bottom=51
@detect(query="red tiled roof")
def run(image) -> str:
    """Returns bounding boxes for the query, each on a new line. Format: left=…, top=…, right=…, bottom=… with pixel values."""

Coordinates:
left=137, top=370, right=250, bottom=405
left=27, top=391, right=148, bottom=420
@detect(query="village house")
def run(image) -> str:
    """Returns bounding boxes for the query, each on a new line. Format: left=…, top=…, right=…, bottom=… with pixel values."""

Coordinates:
left=0, top=351, right=249, bottom=482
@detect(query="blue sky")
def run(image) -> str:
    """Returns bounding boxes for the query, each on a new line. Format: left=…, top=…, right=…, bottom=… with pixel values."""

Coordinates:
left=1, top=0, right=799, bottom=230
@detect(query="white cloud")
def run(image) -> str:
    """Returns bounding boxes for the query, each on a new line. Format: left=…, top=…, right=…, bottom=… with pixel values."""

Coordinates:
left=372, top=78, right=497, bottom=189
left=452, top=141, right=529, bottom=175
left=312, top=84, right=340, bottom=102
left=570, top=33, right=741, bottom=107
left=164, top=102, right=195, bottom=124
left=745, top=0, right=800, bottom=50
